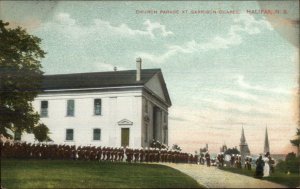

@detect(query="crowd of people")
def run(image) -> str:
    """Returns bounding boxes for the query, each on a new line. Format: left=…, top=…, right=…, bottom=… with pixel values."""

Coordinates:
left=0, top=141, right=199, bottom=164
left=198, top=151, right=276, bottom=179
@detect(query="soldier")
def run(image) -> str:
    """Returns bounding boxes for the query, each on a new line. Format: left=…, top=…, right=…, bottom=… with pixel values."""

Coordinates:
left=145, top=148, right=149, bottom=162
left=125, top=148, right=132, bottom=163
left=199, top=153, right=205, bottom=165
left=218, top=153, right=224, bottom=167
left=248, top=157, right=252, bottom=170
left=236, top=155, right=242, bottom=168
left=117, top=147, right=124, bottom=162
left=154, top=149, right=160, bottom=163
left=102, top=147, right=107, bottom=161
left=133, top=149, right=139, bottom=163
left=245, top=156, right=249, bottom=169
left=96, top=146, right=102, bottom=161
left=149, top=148, right=154, bottom=162
left=205, top=152, right=211, bottom=167
left=230, top=154, right=235, bottom=167
left=139, top=148, right=145, bottom=162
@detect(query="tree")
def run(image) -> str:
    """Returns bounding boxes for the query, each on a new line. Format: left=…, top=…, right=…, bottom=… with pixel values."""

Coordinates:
left=224, top=147, right=240, bottom=155
left=172, top=144, right=182, bottom=152
left=150, top=139, right=167, bottom=149
left=0, top=20, right=50, bottom=141
left=276, top=152, right=300, bottom=174
left=33, top=123, right=52, bottom=142
left=290, top=128, right=300, bottom=156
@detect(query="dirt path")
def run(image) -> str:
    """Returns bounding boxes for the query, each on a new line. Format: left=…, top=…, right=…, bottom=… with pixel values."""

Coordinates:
left=162, top=163, right=286, bottom=188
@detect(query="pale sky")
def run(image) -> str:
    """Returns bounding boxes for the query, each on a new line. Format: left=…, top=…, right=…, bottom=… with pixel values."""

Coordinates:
left=1, top=1, right=299, bottom=154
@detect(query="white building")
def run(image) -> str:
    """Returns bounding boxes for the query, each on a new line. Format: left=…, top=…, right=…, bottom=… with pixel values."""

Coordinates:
left=22, top=58, right=172, bottom=148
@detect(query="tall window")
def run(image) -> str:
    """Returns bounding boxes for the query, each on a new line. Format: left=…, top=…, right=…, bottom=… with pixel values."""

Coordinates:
left=93, top=129, right=101, bottom=140
left=67, top=100, right=75, bottom=116
left=41, top=101, right=48, bottom=117
left=66, top=129, right=74, bottom=141
left=94, top=99, right=101, bottom=115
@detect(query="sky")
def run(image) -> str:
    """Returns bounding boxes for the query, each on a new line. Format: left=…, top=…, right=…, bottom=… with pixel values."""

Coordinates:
left=1, top=1, right=299, bottom=154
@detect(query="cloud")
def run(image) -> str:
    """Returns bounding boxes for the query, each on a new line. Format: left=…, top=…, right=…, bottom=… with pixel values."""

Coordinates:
left=138, top=14, right=273, bottom=63
left=143, top=19, right=174, bottom=38
left=235, top=74, right=292, bottom=95
left=42, top=13, right=173, bottom=39
left=55, top=13, right=75, bottom=25
left=210, top=88, right=258, bottom=101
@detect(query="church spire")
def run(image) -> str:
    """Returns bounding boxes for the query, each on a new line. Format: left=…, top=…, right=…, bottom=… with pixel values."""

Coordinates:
left=240, top=126, right=246, bottom=144
left=239, top=126, right=250, bottom=164
left=264, top=126, right=270, bottom=154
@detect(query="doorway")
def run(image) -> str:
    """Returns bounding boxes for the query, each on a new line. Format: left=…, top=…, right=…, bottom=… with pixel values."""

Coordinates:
left=121, top=128, right=129, bottom=147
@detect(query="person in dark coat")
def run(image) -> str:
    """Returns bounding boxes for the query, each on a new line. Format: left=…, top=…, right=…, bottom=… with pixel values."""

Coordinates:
left=255, top=155, right=265, bottom=178
left=205, top=152, right=211, bottom=167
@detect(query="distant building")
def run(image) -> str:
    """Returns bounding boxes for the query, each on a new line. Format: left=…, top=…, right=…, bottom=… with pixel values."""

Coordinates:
left=220, top=144, right=228, bottom=153
left=200, top=144, right=208, bottom=153
left=239, top=127, right=250, bottom=163
left=21, top=58, right=172, bottom=148
left=264, top=127, right=270, bottom=154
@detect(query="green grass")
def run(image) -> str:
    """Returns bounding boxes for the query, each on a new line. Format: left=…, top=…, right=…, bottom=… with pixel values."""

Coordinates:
left=219, top=166, right=300, bottom=188
left=1, top=159, right=202, bottom=188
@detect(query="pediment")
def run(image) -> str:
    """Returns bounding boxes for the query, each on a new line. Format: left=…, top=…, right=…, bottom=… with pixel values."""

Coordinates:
left=118, top=119, right=133, bottom=125
left=145, top=72, right=171, bottom=106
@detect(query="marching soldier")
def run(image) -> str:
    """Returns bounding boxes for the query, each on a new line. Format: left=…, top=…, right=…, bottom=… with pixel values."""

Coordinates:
left=205, top=152, right=211, bottom=167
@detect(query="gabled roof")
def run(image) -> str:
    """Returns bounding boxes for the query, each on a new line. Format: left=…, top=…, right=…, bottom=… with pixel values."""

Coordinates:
left=41, top=69, right=171, bottom=106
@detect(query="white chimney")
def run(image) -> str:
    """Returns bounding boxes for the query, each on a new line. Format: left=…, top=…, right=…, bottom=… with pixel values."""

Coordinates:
left=136, top=57, right=142, bottom=81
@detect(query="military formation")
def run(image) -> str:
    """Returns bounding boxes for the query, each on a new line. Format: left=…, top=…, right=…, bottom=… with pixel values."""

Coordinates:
left=0, top=140, right=275, bottom=173
left=0, top=141, right=199, bottom=164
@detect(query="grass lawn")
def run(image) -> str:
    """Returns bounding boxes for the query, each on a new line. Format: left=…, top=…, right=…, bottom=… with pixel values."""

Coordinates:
left=219, top=166, right=300, bottom=188
left=1, top=159, right=202, bottom=188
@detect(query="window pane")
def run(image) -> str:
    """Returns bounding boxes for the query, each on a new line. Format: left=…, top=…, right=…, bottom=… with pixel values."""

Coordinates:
left=14, top=131, right=21, bottom=141
left=67, top=100, right=74, bottom=116
left=94, top=99, right=101, bottom=115
left=93, top=129, right=101, bottom=140
left=66, top=129, right=74, bottom=140
left=41, top=101, right=48, bottom=108
left=41, top=101, right=48, bottom=117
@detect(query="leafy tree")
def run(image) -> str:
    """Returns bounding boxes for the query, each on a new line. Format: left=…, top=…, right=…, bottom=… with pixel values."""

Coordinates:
left=285, top=152, right=296, bottom=161
left=33, top=123, right=52, bottom=142
left=172, top=144, right=182, bottom=152
left=276, top=152, right=300, bottom=174
left=290, top=128, right=300, bottom=156
left=150, top=139, right=167, bottom=149
left=0, top=20, right=50, bottom=141
left=224, top=147, right=240, bottom=155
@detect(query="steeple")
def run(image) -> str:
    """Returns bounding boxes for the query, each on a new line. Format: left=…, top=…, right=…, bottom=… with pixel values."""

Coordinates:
left=239, top=126, right=250, bottom=164
left=240, top=126, right=246, bottom=144
left=264, top=126, right=270, bottom=154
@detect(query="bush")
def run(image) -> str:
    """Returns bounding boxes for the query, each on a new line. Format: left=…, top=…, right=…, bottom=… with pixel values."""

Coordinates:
left=276, top=152, right=300, bottom=174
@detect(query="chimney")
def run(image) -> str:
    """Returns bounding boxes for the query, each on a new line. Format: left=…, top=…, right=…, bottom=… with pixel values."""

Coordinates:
left=136, top=57, right=142, bottom=81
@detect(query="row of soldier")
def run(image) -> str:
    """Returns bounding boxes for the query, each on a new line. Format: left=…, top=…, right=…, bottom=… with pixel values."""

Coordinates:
left=0, top=141, right=199, bottom=164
